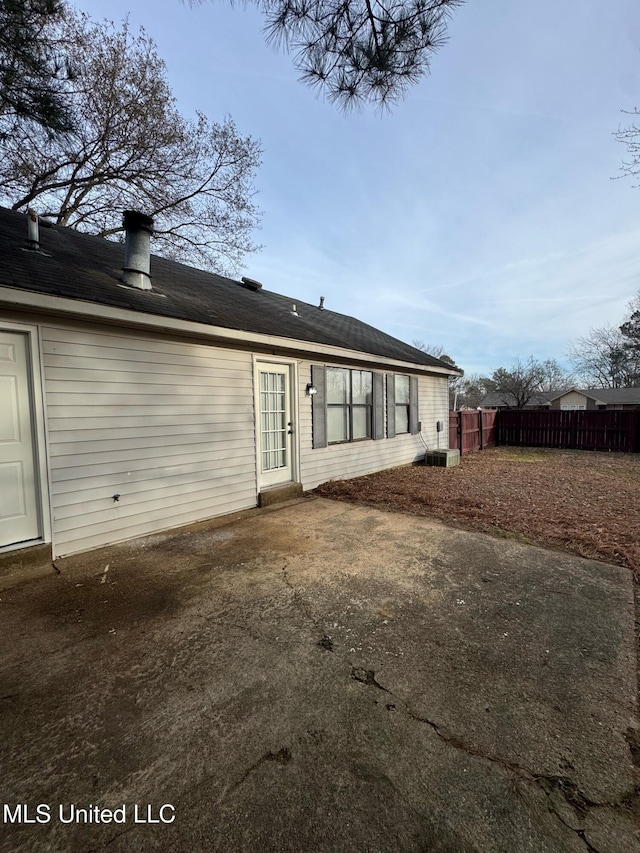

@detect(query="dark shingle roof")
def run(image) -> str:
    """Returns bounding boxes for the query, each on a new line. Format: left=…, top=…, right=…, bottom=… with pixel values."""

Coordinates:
left=479, top=390, right=558, bottom=408
left=0, top=208, right=455, bottom=371
left=482, top=387, right=640, bottom=407
left=555, top=387, right=640, bottom=405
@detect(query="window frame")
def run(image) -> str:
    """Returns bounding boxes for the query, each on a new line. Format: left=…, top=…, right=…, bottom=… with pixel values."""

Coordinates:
left=394, top=374, right=411, bottom=435
left=386, top=372, right=419, bottom=439
left=326, top=367, right=373, bottom=445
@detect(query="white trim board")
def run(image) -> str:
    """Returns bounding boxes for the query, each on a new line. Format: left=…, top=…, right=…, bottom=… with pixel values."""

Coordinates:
left=0, top=286, right=460, bottom=377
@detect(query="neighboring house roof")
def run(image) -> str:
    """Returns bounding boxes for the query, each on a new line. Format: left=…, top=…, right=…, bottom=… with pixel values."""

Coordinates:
left=480, top=387, right=640, bottom=408
left=479, top=390, right=557, bottom=408
left=546, top=387, right=640, bottom=406
left=0, top=207, right=457, bottom=373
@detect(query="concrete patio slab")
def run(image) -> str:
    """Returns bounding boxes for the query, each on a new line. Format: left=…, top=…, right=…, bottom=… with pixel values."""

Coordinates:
left=1, top=497, right=638, bottom=852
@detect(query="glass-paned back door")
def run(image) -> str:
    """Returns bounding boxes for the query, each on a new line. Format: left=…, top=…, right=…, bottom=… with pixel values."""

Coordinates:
left=257, top=363, right=294, bottom=488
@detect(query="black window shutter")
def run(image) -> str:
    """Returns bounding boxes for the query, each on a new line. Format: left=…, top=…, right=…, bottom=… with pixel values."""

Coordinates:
left=386, top=374, right=396, bottom=438
left=311, top=365, right=327, bottom=449
left=372, top=372, right=384, bottom=440
left=410, top=376, right=419, bottom=435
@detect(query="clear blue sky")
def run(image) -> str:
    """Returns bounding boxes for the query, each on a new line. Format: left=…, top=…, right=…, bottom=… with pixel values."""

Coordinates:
left=76, top=0, right=640, bottom=377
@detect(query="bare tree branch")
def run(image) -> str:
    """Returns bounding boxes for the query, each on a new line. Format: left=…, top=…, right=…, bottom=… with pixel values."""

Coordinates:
left=489, top=357, right=572, bottom=409
left=567, top=325, right=637, bottom=389
left=0, top=10, right=262, bottom=274
left=615, top=108, right=640, bottom=186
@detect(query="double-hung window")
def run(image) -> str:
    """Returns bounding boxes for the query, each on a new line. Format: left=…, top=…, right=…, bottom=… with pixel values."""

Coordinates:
left=386, top=373, right=419, bottom=439
left=310, top=364, right=408, bottom=449
left=394, top=375, right=410, bottom=434
left=326, top=367, right=373, bottom=443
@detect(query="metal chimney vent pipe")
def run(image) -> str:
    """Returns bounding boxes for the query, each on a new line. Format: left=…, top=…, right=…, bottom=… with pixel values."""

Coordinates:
left=26, top=208, right=39, bottom=250
left=122, top=210, right=154, bottom=290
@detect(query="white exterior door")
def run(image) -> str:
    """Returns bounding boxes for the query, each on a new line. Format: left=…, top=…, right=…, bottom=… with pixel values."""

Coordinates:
left=256, top=362, right=295, bottom=489
left=0, top=331, right=40, bottom=547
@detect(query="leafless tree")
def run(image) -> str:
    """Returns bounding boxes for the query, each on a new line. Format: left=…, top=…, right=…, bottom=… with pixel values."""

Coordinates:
left=489, top=357, right=548, bottom=409
left=451, top=358, right=571, bottom=410
left=0, top=10, right=262, bottom=273
left=615, top=109, right=640, bottom=185
left=458, top=373, right=490, bottom=409
left=412, top=339, right=464, bottom=408
left=411, top=340, right=447, bottom=358
left=537, top=358, right=574, bottom=393
left=567, top=325, right=636, bottom=389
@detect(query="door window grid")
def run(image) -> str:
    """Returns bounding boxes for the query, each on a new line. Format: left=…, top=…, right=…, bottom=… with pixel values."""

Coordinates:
left=260, top=371, right=287, bottom=471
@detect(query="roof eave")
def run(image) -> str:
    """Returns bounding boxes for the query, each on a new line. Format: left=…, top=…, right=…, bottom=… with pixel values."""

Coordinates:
left=0, top=285, right=458, bottom=376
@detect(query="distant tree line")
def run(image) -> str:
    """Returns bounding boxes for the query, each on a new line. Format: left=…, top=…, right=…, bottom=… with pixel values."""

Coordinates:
left=567, top=292, right=640, bottom=390
left=418, top=290, right=640, bottom=410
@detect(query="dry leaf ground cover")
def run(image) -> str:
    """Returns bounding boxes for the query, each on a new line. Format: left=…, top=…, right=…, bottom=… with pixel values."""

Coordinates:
left=316, top=447, right=640, bottom=573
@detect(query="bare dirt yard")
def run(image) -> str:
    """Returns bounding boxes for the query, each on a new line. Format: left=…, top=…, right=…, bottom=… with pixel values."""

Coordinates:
left=316, top=447, right=640, bottom=574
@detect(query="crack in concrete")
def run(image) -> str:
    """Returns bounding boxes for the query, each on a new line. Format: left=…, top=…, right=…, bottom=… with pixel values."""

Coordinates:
left=175, top=746, right=293, bottom=816
left=196, top=731, right=325, bottom=813
left=85, top=822, right=137, bottom=852
left=350, top=665, right=542, bottom=781
left=575, top=832, right=599, bottom=853
left=352, top=665, right=627, bottom=853
left=281, top=561, right=631, bottom=853
left=217, top=747, right=292, bottom=806
left=280, top=564, right=557, bottom=794
left=281, top=560, right=333, bottom=651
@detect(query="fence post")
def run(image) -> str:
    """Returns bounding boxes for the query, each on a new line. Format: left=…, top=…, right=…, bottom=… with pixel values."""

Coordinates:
left=458, top=412, right=463, bottom=454
left=479, top=409, right=484, bottom=450
left=571, top=411, right=578, bottom=450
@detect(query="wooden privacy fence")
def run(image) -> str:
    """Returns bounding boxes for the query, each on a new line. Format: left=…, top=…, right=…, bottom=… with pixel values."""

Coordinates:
left=496, top=409, right=639, bottom=453
left=448, top=410, right=498, bottom=455
left=448, top=408, right=639, bottom=454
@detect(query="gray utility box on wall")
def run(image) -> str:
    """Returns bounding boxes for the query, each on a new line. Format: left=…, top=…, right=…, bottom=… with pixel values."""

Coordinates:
left=424, top=449, right=460, bottom=468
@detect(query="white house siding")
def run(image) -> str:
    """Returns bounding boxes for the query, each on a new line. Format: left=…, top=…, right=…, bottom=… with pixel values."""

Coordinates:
left=298, top=360, right=449, bottom=490
left=41, top=322, right=256, bottom=557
